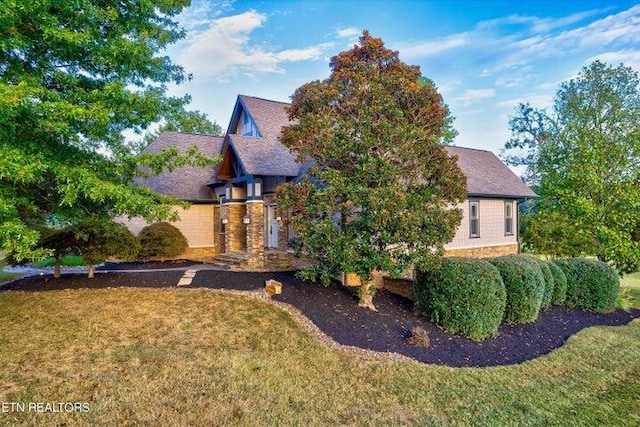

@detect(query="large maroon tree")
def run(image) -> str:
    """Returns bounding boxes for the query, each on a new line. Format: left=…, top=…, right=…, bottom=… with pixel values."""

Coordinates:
left=277, top=32, right=466, bottom=310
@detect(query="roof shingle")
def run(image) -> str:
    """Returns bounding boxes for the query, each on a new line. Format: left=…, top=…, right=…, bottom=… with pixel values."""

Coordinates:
left=445, top=146, right=537, bottom=198
left=136, top=131, right=224, bottom=202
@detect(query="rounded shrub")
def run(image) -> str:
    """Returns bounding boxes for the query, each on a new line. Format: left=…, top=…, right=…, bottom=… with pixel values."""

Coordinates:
left=548, top=261, right=567, bottom=305
left=537, top=260, right=555, bottom=309
left=489, top=255, right=545, bottom=325
left=554, top=258, right=619, bottom=313
left=415, top=257, right=506, bottom=341
left=138, top=222, right=188, bottom=258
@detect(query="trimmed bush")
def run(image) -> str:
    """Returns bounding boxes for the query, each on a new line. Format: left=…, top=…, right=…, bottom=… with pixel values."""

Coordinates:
left=554, top=258, right=619, bottom=313
left=415, top=257, right=506, bottom=341
left=548, top=261, right=567, bottom=305
left=489, top=255, right=545, bottom=325
left=139, top=222, right=188, bottom=258
left=537, top=260, right=555, bottom=309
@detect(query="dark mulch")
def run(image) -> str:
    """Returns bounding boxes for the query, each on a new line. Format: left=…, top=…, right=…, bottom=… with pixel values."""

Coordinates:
left=2, top=269, right=638, bottom=367
left=97, top=260, right=199, bottom=271
left=191, top=270, right=640, bottom=367
left=0, top=271, right=184, bottom=291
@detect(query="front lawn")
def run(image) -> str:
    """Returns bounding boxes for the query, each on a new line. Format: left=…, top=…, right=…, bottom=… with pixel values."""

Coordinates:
left=0, top=288, right=638, bottom=426
left=0, top=259, right=22, bottom=284
left=621, top=272, right=640, bottom=308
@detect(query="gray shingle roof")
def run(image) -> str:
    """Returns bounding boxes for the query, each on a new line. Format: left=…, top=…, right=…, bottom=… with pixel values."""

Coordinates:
left=229, top=95, right=301, bottom=177
left=138, top=97, right=536, bottom=201
left=229, top=134, right=300, bottom=176
left=445, top=146, right=538, bottom=198
left=137, top=131, right=224, bottom=202
left=239, top=95, right=292, bottom=140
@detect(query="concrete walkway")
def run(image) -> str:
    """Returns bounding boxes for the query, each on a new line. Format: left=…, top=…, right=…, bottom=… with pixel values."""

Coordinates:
left=1, top=263, right=230, bottom=277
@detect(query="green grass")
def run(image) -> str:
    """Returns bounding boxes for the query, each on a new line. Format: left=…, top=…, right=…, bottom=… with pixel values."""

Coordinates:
left=621, top=272, right=640, bottom=309
left=32, top=255, right=86, bottom=268
left=0, top=258, right=22, bottom=284
left=0, top=288, right=639, bottom=426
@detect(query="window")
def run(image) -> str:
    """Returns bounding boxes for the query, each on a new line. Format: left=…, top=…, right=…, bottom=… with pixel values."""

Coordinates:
left=505, top=201, right=514, bottom=235
left=469, top=201, right=480, bottom=238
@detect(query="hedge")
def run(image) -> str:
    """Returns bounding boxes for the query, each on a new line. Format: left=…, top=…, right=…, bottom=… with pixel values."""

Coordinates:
left=489, top=255, right=545, bottom=325
left=138, top=222, right=189, bottom=258
left=548, top=261, right=567, bottom=305
left=537, top=260, right=555, bottom=309
left=415, top=257, right=506, bottom=341
left=554, top=258, right=619, bottom=313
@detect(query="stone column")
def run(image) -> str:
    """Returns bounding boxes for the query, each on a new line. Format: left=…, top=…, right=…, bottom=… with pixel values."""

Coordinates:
left=224, top=203, right=247, bottom=253
left=213, top=205, right=224, bottom=255
left=245, top=200, right=264, bottom=268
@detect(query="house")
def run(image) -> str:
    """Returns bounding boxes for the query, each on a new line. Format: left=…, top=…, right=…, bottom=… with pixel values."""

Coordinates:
left=128, top=94, right=537, bottom=269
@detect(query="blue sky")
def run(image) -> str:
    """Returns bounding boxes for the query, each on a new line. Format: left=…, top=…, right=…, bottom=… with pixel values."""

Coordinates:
left=164, top=0, right=640, bottom=155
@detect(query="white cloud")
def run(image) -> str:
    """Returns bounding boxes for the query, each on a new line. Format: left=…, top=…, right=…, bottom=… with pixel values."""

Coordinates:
left=399, top=33, right=470, bottom=58
left=483, top=4, right=640, bottom=74
left=453, top=88, right=496, bottom=106
left=335, top=27, right=360, bottom=38
left=177, top=10, right=331, bottom=80
left=276, top=44, right=333, bottom=62
left=587, top=50, right=640, bottom=71
left=175, top=0, right=235, bottom=35
left=477, top=9, right=606, bottom=34
left=497, top=93, right=553, bottom=110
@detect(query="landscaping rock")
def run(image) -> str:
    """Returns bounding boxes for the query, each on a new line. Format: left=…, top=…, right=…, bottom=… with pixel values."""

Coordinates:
left=265, top=279, right=283, bottom=295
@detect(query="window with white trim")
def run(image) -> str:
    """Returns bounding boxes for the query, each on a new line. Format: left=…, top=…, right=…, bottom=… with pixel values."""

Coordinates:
left=469, top=201, right=480, bottom=238
left=505, top=201, right=514, bottom=235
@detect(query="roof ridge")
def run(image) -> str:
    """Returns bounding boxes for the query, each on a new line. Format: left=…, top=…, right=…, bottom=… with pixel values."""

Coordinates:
left=445, top=144, right=493, bottom=154
left=239, top=94, right=290, bottom=106
left=161, top=130, right=225, bottom=138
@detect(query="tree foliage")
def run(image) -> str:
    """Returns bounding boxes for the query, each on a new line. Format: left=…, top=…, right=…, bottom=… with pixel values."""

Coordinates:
left=70, top=219, right=140, bottom=278
left=0, top=0, right=215, bottom=260
left=503, top=61, right=640, bottom=273
left=277, top=31, right=467, bottom=309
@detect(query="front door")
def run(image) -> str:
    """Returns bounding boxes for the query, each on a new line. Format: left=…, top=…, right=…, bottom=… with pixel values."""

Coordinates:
left=266, top=205, right=278, bottom=249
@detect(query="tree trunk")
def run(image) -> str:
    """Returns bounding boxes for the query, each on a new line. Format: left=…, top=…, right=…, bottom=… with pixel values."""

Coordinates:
left=358, top=278, right=378, bottom=311
left=88, top=264, right=95, bottom=279
left=54, top=259, right=61, bottom=279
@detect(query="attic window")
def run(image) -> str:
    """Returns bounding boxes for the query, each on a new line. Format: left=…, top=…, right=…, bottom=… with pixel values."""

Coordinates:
left=469, top=201, right=480, bottom=238
left=241, top=112, right=255, bottom=136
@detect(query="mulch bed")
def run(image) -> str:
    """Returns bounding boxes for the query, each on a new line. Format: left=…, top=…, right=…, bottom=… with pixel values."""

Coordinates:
left=0, top=271, right=184, bottom=291
left=191, top=270, right=640, bottom=367
left=1, top=268, right=638, bottom=367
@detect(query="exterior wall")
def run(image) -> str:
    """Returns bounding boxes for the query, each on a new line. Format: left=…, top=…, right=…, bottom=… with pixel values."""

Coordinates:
left=119, top=203, right=218, bottom=259
left=120, top=204, right=216, bottom=248
left=445, top=198, right=518, bottom=252
left=222, top=202, right=247, bottom=253
left=245, top=200, right=264, bottom=268
left=445, top=243, right=518, bottom=258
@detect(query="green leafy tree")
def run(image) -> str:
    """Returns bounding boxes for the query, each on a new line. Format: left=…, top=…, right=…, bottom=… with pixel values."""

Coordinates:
left=504, top=61, right=640, bottom=273
left=36, top=227, right=77, bottom=278
left=0, top=0, right=216, bottom=260
left=70, top=219, right=140, bottom=278
left=277, top=31, right=467, bottom=310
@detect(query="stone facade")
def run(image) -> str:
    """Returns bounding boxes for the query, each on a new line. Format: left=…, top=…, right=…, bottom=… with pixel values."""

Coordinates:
left=444, top=243, right=518, bottom=258
left=245, top=201, right=265, bottom=269
left=223, top=203, right=247, bottom=253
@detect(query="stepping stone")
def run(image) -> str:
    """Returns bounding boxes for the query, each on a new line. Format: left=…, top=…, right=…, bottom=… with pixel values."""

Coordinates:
left=177, top=277, right=192, bottom=286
